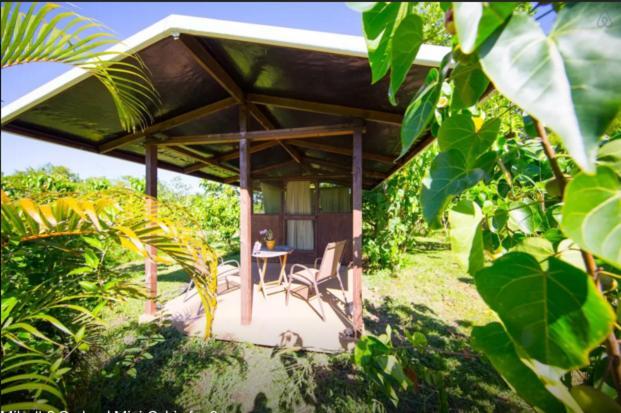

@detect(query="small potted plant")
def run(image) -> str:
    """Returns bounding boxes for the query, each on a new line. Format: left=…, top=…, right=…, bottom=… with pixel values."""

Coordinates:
left=260, top=228, right=276, bottom=250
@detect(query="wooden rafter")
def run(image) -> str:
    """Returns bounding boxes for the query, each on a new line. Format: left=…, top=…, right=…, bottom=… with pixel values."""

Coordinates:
left=278, top=142, right=303, bottom=164
left=179, top=35, right=277, bottom=131
left=146, top=123, right=358, bottom=146
left=288, top=139, right=395, bottom=164
left=305, top=156, right=388, bottom=180
left=214, top=141, right=279, bottom=163
left=167, top=146, right=238, bottom=175
left=177, top=35, right=313, bottom=168
left=252, top=159, right=298, bottom=176
left=98, top=97, right=237, bottom=153
left=248, top=93, right=403, bottom=125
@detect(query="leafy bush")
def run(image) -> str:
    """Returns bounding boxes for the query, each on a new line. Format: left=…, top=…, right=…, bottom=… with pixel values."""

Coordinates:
left=363, top=149, right=435, bottom=271
left=1, top=190, right=218, bottom=410
left=356, top=2, right=621, bottom=410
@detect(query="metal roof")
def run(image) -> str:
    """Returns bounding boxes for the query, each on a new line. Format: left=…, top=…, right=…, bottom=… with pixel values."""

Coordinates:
left=1, top=15, right=449, bottom=188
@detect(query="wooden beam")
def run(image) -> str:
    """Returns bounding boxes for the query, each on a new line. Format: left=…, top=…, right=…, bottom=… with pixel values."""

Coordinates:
left=214, top=141, right=278, bottom=163
left=180, top=35, right=245, bottom=101
left=252, top=159, right=298, bottom=176
left=179, top=35, right=277, bottom=132
left=99, top=97, right=237, bottom=153
left=305, top=156, right=387, bottom=179
left=239, top=107, right=253, bottom=325
left=352, top=128, right=363, bottom=334
left=167, top=146, right=238, bottom=175
left=288, top=140, right=395, bottom=164
left=279, top=142, right=303, bottom=164
left=247, top=93, right=403, bottom=125
left=147, top=123, right=359, bottom=146
left=144, top=144, right=158, bottom=317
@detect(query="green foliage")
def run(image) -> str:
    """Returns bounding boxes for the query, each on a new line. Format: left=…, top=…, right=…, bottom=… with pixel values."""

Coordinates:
left=448, top=200, right=484, bottom=274
left=478, top=3, right=621, bottom=172
left=561, top=166, right=621, bottom=268
left=1, top=2, right=160, bottom=131
left=363, top=149, right=434, bottom=270
left=453, top=2, right=516, bottom=54
left=400, top=67, right=442, bottom=157
left=1, top=189, right=218, bottom=410
left=356, top=1, right=621, bottom=408
left=421, top=115, right=499, bottom=224
left=354, top=327, right=412, bottom=407
left=475, top=252, right=615, bottom=369
left=471, top=322, right=566, bottom=413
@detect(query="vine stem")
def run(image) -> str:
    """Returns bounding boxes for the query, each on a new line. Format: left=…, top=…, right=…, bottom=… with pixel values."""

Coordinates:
left=536, top=120, right=621, bottom=398
left=534, top=121, right=566, bottom=195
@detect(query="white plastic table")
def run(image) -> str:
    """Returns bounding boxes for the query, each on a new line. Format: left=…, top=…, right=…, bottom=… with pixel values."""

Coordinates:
left=252, top=245, right=294, bottom=298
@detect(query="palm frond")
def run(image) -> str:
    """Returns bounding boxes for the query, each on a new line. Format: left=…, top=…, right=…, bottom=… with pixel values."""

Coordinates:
left=1, top=189, right=219, bottom=338
left=0, top=2, right=160, bottom=131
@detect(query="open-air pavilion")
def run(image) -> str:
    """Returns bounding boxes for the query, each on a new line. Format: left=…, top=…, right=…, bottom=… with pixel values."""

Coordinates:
left=1, top=15, right=448, bottom=352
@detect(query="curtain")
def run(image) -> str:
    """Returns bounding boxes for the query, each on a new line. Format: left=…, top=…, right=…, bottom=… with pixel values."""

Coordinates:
left=260, top=182, right=281, bottom=213
left=286, top=181, right=314, bottom=250
left=320, top=187, right=351, bottom=212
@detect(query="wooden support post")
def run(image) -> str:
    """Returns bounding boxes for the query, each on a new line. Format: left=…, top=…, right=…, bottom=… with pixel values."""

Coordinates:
left=144, top=143, right=158, bottom=317
left=352, top=127, right=364, bottom=334
left=239, top=107, right=253, bottom=325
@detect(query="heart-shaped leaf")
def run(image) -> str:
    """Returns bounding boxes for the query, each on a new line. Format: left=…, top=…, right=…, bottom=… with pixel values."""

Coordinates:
left=561, top=166, right=621, bottom=268
left=421, top=149, right=495, bottom=224
left=400, top=68, right=441, bottom=157
left=453, top=2, right=517, bottom=54
left=448, top=200, right=485, bottom=274
left=438, top=115, right=499, bottom=164
left=479, top=4, right=621, bottom=172
left=475, top=252, right=615, bottom=369
left=450, top=60, right=490, bottom=111
left=471, top=323, right=566, bottom=413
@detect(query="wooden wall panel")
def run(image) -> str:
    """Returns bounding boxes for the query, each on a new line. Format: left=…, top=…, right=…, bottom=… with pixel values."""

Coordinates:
left=317, top=213, right=353, bottom=264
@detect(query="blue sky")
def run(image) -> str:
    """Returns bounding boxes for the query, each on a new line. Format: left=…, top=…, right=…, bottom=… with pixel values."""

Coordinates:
left=1, top=2, right=556, bottom=193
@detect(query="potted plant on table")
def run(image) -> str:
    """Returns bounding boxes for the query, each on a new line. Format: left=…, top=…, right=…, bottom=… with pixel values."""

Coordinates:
left=260, top=229, right=276, bottom=250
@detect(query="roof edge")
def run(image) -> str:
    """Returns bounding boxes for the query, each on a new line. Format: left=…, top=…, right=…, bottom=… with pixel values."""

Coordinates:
left=1, top=14, right=450, bottom=127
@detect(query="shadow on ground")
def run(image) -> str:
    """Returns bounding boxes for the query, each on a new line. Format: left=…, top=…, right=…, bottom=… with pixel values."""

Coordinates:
left=72, top=322, right=246, bottom=411
left=361, top=296, right=527, bottom=412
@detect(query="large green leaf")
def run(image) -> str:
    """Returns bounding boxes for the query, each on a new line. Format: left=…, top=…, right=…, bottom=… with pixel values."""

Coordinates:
left=421, top=149, right=495, bottom=224
left=388, top=12, right=423, bottom=105
left=479, top=4, right=621, bottom=172
left=360, top=3, right=424, bottom=105
left=420, top=115, right=498, bottom=223
left=453, top=2, right=516, bottom=54
left=361, top=2, right=405, bottom=83
left=450, top=60, right=489, bottom=111
left=471, top=323, right=565, bottom=413
left=475, top=252, right=615, bottom=369
left=438, top=114, right=499, bottom=164
left=561, top=166, right=621, bottom=268
left=448, top=200, right=484, bottom=274
left=507, top=201, right=542, bottom=235
left=400, top=68, right=441, bottom=157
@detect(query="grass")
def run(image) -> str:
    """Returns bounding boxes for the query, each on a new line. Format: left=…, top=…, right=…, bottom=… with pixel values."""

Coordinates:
left=70, top=234, right=528, bottom=412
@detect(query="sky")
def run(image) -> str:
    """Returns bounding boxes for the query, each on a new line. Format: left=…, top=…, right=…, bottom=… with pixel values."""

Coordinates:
left=0, top=2, right=556, bottom=193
